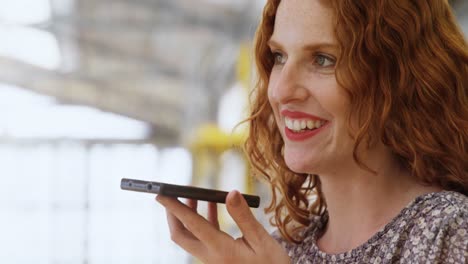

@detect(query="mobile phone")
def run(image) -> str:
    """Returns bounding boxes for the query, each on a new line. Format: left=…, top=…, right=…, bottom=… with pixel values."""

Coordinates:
left=120, top=178, right=260, bottom=208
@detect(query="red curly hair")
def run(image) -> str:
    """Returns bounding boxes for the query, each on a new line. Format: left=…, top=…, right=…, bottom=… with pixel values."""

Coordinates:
left=244, top=0, right=468, bottom=243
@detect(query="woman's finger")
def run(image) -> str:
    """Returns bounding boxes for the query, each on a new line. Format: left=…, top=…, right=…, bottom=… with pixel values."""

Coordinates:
left=207, top=202, right=220, bottom=230
left=156, top=194, right=231, bottom=249
left=226, top=190, right=270, bottom=250
left=165, top=206, right=197, bottom=241
left=187, top=198, right=198, bottom=213
left=187, top=199, right=218, bottom=230
left=157, top=196, right=205, bottom=257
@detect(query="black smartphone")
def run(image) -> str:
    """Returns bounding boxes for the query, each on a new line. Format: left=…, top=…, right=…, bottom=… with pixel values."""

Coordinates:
left=120, top=178, right=260, bottom=208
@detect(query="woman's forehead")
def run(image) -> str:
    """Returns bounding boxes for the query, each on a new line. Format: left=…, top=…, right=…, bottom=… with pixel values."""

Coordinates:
left=272, top=0, right=336, bottom=48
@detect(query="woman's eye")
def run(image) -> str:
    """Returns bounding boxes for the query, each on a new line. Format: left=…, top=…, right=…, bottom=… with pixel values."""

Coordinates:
left=273, top=52, right=286, bottom=65
left=314, top=54, right=335, bottom=67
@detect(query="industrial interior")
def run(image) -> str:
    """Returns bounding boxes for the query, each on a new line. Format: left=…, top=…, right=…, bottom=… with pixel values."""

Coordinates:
left=0, top=0, right=467, bottom=263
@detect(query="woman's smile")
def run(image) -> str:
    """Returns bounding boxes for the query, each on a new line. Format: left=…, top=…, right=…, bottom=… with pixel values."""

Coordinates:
left=282, top=110, right=329, bottom=141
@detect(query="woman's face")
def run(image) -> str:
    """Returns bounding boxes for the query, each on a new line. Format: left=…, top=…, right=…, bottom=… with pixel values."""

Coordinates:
left=268, top=0, right=355, bottom=174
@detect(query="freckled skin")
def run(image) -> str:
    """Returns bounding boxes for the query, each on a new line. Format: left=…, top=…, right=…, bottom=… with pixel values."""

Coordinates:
left=268, top=0, right=355, bottom=175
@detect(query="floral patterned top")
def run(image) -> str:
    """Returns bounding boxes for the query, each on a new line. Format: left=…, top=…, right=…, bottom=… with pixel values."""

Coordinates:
left=273, top=191, right=468, bottom=264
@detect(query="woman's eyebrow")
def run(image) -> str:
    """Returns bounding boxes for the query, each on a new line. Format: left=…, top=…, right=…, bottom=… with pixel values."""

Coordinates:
left=268, top=38, right=338, bottom=51
left=303, top=43, right=338, bottom=51
left=267, top=39, right=282, bottom=48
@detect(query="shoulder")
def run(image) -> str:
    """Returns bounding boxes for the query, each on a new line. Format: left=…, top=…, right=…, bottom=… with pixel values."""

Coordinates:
left=270, top=214, right=325, bottom=258
left=412, top=191, right=467, bottom=229
left=271, top=213, right=324, bottom=242
left=398, top=191, right=467, bottom=262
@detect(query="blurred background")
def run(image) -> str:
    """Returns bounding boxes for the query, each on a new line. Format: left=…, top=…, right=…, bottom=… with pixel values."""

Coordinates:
left=0, top=0, right=467, bottom=263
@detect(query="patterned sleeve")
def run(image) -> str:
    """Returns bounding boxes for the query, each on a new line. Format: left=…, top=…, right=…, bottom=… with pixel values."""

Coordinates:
left=407, top=200, right=468, bottom=263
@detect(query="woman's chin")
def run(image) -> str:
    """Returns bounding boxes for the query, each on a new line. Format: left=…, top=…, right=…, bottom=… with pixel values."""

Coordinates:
left=284, top=154, right=316, bottom=174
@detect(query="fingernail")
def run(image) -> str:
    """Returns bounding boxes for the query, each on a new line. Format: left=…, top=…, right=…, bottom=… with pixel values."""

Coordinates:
left=230, top=190, right=241, bottom=207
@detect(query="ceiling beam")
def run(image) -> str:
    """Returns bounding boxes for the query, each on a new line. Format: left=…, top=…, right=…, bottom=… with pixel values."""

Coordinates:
left=0, top=57, right=183, bottom=140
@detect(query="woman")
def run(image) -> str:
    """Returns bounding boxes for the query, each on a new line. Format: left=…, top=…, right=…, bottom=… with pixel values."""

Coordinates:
left=156, top=0, right=468, bottom=263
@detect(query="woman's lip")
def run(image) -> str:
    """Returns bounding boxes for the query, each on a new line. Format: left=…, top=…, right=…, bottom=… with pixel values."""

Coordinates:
left=281, top=110, right=325, bottom=120
left=284, top=121, right=329, bottom=141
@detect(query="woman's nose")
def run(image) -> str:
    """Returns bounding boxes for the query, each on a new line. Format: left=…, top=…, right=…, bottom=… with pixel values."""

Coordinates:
left=269, top=64, right=308, bottom=104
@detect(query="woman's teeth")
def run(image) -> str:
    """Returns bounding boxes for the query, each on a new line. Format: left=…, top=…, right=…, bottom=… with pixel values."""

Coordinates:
left=285, top=117, right=325, bottom=132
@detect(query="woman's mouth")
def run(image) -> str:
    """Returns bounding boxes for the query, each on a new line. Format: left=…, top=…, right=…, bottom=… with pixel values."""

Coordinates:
left=281, top=110, right=329, bottom=141
left=284, top=117, right=326, bottom=133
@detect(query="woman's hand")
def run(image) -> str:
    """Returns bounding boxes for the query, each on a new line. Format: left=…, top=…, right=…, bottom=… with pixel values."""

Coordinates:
left=155, top=190, right=290, bottom=264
